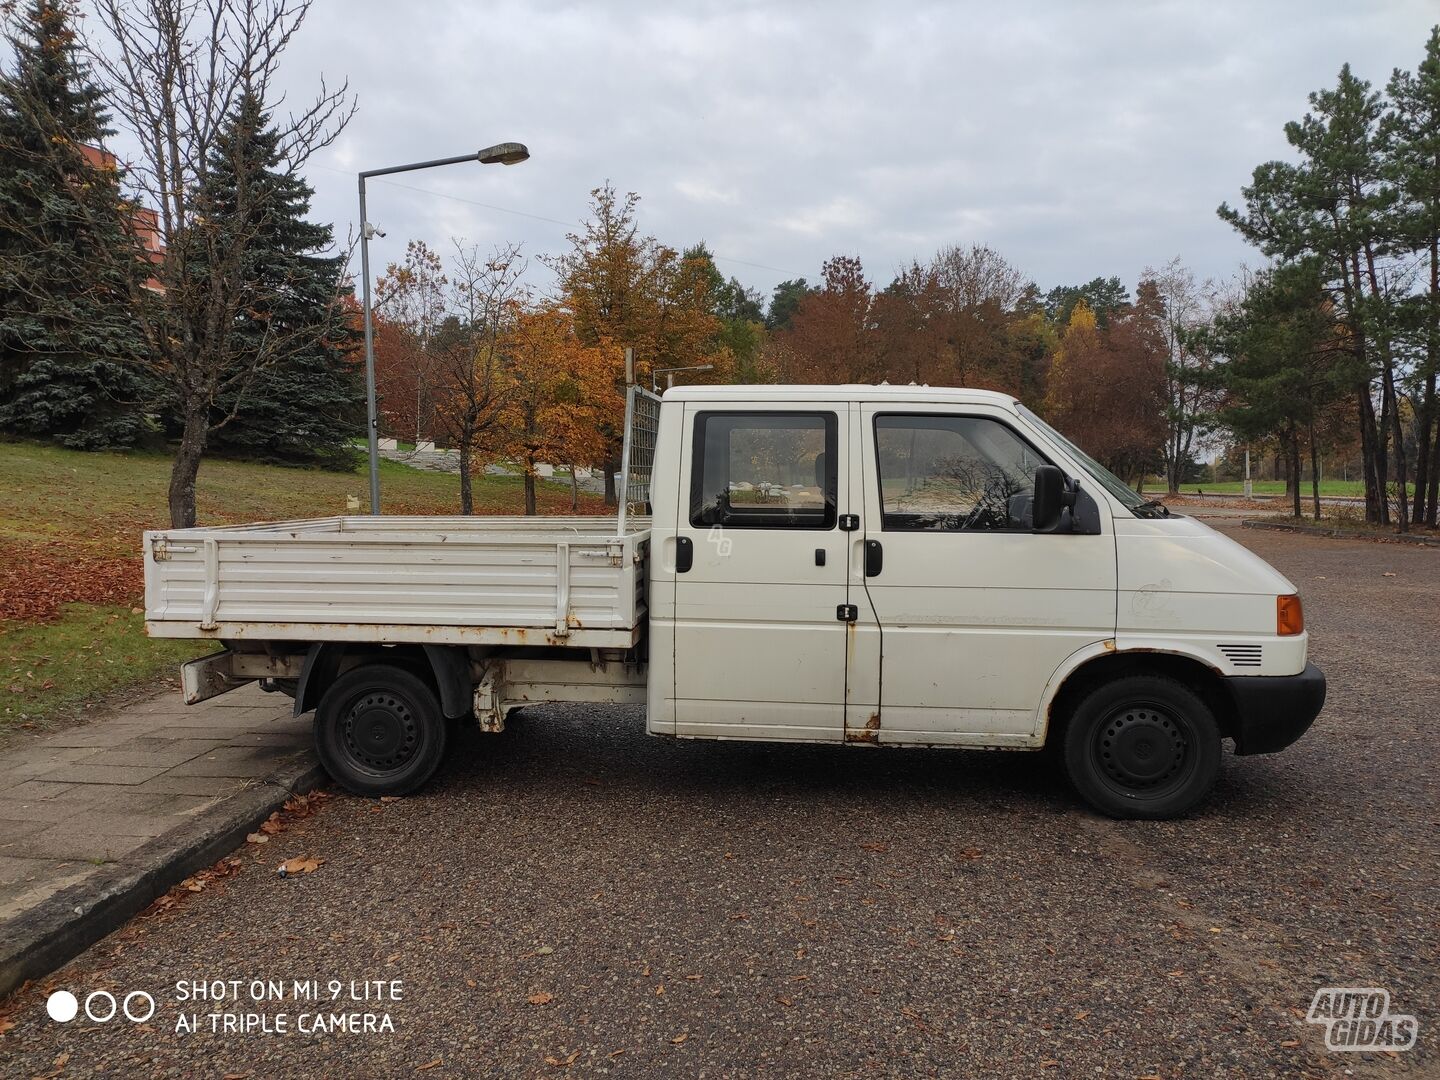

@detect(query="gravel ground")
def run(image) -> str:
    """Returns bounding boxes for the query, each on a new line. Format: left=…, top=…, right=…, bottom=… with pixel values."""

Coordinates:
left=0, top=523, right=1435, bottom=1078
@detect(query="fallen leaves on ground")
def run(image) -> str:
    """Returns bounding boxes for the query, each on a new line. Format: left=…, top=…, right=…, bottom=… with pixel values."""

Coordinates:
left=528, top=992, right=553, bottom=1005
left=140, top=857, right=243, bottom=918
left=0, top=540, right=145, bottom=622
left=415, top=1058, right=442, bottom=1071
left=544, top=1051, right=580, bottom=1067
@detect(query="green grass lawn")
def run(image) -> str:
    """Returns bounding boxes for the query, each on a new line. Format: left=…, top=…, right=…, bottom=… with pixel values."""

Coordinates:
left=0, top=439, right=605, bottom=728
left=1, top=604, right=206, bottom=729
left=1145, top=479, right=1381, bottom=498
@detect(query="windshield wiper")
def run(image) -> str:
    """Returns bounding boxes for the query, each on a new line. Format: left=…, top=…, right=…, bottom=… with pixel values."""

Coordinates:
left=1133, top=499, right=1171, bottom=518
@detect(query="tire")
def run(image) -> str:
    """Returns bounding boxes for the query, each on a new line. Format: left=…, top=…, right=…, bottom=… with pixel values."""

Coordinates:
left=1062, top=674, right=1221, bottom=820
left=314, top=664, right=448, bottom=797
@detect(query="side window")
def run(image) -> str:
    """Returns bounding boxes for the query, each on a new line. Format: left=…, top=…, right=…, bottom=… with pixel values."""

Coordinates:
left=690, top=411, right=837, bottom=530
left=874, top=414, right=1047, bottom=532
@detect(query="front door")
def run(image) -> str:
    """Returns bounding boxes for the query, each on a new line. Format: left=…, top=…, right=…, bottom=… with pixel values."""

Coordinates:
left=854, top=404, right=1116, bottom=744
left=673, top=406, right=849, bottom=741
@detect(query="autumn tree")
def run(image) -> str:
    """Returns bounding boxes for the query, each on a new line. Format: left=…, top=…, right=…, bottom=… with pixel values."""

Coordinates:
left=547, top=183, right=723, bottom=502
left=783, top=255, right=881, bottom=383
left=496, top=303, right=610, bottom=515
left=373, top=240, right=446, bottom=444
left=429, top=242, right=527, bottom=514
left=1045, top=295, right=1167, bottom=486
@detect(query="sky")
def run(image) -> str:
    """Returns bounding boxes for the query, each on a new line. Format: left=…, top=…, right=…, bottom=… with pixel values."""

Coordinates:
left=129, top=1, right=1440, bottom=302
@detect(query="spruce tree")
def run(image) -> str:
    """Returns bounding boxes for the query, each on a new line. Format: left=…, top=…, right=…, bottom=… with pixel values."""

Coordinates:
left=0, top=0, right=150, bottom=448
left=196, top=93, right=362, bottom=469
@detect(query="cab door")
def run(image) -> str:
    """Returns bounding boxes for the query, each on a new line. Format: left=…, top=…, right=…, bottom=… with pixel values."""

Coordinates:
left=853, top=404, right=1116, bottom=744
left=672, top=405, right=849, bottom=741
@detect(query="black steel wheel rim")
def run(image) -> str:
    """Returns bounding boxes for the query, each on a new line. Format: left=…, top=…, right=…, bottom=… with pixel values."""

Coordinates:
left=1092, top=700, right=1192, bottom=798
left=341, top=690, right=421, bottom=773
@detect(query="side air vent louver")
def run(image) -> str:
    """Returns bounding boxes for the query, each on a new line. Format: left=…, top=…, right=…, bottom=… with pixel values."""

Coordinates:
left=1218, top=644, right=1263, bottom=668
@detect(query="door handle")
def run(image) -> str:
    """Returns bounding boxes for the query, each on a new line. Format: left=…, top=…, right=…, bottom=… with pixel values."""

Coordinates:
left=815, top=548, right=826, bottom=567
left=676, top=536, right=693, bottom=573
left=865, top=539, right=883, bottom=577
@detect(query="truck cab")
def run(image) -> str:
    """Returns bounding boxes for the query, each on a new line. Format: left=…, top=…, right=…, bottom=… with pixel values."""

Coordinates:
left=642, top=385, right=1324, bottom=817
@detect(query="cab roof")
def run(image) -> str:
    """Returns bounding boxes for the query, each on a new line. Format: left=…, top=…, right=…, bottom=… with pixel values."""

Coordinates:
left=660, top=384, right=1019, bottom=407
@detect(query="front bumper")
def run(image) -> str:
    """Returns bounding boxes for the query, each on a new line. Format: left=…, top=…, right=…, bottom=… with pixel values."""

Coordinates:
left=1226, top=662, right=1327, bottom=755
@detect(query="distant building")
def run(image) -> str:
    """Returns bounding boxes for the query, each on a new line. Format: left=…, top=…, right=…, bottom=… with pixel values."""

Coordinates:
left=78, top=143, right=165, bottom=293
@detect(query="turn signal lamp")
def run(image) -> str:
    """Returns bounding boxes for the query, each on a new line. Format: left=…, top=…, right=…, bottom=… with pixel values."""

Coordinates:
left=1277, top=594, right=1304, bottom=636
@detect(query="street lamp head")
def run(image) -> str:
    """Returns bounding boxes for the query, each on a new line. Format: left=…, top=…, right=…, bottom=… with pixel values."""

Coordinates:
left=477, top=142, right=529, bottom=166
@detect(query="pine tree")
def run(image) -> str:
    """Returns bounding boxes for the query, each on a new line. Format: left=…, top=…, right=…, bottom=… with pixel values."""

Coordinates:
left=1385, top=26, right=1440, bottom=527
left=0, top=0, right=151, bottom=448
left=196, top=93, right=362, bottom=469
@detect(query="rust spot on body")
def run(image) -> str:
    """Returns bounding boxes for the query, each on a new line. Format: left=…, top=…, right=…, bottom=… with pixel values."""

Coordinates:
left=846, top=712, right=881, bottom=744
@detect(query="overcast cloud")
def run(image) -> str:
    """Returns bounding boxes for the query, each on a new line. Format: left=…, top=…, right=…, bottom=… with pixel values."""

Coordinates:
left=250, top=0, right=1435, bottom=299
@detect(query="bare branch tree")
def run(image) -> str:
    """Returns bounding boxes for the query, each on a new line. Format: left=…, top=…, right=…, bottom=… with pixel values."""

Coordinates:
left=432, top=241, right=528, bottom=514
left=77, top=0, right=354, bottom=526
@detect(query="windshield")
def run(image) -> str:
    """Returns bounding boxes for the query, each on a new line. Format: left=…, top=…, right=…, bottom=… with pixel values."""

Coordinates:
left=1015, top=404, right=1160, bottom=517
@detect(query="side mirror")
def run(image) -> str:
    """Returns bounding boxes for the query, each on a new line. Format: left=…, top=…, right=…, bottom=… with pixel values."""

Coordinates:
left=1031, top=465, right=1064, bottom=532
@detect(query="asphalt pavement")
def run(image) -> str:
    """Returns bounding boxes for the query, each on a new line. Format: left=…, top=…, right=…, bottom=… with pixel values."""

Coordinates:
left=0, top=522, right=1435, bottom=1077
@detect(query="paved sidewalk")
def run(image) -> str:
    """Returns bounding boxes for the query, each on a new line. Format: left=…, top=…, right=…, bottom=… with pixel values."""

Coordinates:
left=0, top=683, right=320, bottom=995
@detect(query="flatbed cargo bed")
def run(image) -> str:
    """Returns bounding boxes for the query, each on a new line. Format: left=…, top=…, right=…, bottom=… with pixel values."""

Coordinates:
left=143, top=515, right=649, bottom=649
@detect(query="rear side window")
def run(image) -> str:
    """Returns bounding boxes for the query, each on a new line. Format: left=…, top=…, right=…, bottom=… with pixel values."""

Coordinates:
left=874, top=414, right=1048, bottom=531
left=690, top=411, right=837, bottom=529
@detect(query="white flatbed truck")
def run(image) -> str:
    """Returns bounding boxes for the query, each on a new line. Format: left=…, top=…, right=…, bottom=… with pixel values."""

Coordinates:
left=144, top=385, right=1325, bottom=818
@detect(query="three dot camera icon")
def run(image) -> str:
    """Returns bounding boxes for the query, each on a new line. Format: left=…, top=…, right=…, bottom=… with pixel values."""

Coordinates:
left=47, top=988, right=155, bottom=1025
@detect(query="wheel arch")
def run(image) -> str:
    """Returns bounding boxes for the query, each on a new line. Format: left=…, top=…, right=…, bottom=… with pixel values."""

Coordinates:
left=1037, top=644, right=1239, bottom=748
left=294, top=643, right=472, bottom=719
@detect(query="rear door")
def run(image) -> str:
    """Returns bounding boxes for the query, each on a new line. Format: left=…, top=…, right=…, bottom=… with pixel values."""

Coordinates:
left=672, top=405, right=850, bottom=741
left=854, top=403, right=1116, bottom=744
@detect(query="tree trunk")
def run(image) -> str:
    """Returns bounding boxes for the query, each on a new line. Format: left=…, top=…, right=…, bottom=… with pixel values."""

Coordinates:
left=570, top=468, right=579, bottom=513
left=1383, top=362, right=1409, bottom=532
left=1308, top=420, right=1321, bottom=522
left=602, top=450, right=620, bottom=507
left=1414, top=367, right=1435, bottom=526
left=458, top=441, right=473, bottom=515
left=1289, top=428, right=1302, bottom=519
left=168, top=407, right=208, bottom=528
left=1358, top=385, right=1383, bottom=525
left=1415, top=237, right=1439, bottom=527
left=524, top=458, right=537, bottom=516
left=1428, top=421, right=1440, bottom=528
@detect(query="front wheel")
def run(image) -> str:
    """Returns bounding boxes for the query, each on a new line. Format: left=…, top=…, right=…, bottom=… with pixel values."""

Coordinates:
left=314, top=664, right=448, bottom=797
left=1062, top=675, right=1220, bottom=819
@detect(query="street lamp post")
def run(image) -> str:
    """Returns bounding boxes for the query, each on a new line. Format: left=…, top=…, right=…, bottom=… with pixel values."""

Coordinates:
left=358, top=142, right=529, bottom=515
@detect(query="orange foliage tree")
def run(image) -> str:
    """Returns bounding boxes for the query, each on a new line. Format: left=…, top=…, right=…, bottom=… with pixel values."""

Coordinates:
left=1045, top=293, right=1168, bottom=485
left=547, top=184, right=727, bottom=502
left=496, top=303, right=613, bottom=514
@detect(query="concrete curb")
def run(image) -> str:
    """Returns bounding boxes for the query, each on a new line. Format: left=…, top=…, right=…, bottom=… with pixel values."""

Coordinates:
left=1241, top=518, right=1440, bottom=548
left=0, top=755, right=325, bottom=999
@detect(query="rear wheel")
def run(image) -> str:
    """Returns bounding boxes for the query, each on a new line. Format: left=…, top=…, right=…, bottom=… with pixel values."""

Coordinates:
left=314, top=664, right=448, bottom=797
left=1062, top=675, right=1220, bottom=819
